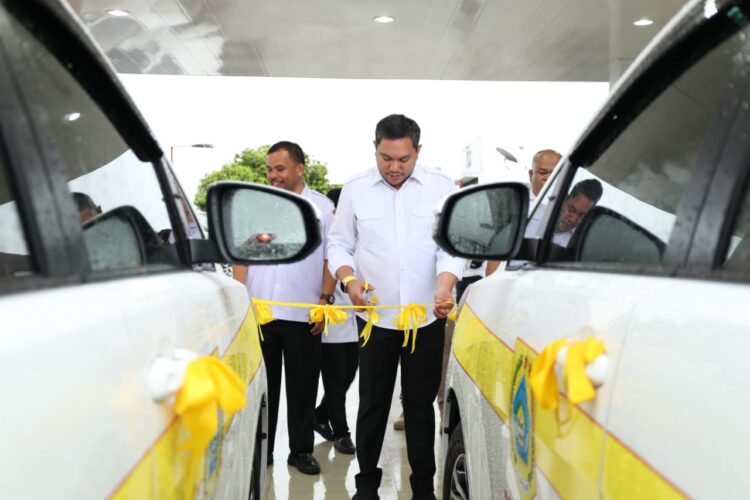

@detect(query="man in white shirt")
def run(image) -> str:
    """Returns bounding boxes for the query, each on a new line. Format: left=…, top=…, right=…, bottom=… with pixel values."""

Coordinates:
left=233, top=141, right=336, bottom=475
left=327, top=115, right=464, bottom=500
left=487, top=148, right=561, bottom=276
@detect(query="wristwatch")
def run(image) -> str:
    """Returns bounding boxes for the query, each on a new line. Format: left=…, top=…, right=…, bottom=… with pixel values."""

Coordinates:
left=320, top=294, right=335, bottom=305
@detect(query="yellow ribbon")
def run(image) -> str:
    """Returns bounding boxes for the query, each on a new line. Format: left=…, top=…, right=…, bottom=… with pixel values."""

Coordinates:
left=251, top=298, right=274, bottom=341
left=529, top=338, right=606, bottom=410
left=309, top=305, right=349, bottom=336
left=174, top=356, right=247, bottom=497
left=394, top=304, right=428, bottom=353
left=565, top=338, right=605, bottom=404
left=249, top=297, right=456, bottom=352
left=447, top=307, right=457, bottom=322
left=359, top=308, right=380, bottom=346
left=252, top=298, right=274, bottom=325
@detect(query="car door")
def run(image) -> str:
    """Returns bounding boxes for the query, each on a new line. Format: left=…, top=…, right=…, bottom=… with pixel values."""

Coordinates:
left=523, top=3, right=750, bottom=498
left=0, top=3, right=264, bottom=498
left=596, top=5, right=750, bottom=497
left=459, top=3, right=750, bottom=499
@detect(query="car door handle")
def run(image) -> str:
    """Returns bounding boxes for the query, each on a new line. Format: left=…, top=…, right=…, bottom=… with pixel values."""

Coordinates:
left=556, top=343, right=608, bottom=388
left=530, top=337, right=608, bottom=409
left=147, top=348, right=199, bottom=402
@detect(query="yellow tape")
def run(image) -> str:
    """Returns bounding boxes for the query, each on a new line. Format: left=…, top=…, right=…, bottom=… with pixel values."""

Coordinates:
left=452, top=304, right=686, bottom=499
left=252, top=297, right=455, bottom=352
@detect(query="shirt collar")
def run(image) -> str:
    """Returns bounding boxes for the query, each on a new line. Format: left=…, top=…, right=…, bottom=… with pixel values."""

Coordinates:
left=369, top=164, right=425, bottom=187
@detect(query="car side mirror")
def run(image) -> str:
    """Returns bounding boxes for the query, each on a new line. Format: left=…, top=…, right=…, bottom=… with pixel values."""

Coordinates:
left=570, top=206, right=665, bottom=264
left=434, top=182, right=529, bottom=259
left=205, top=182, right=321, bottom=265
left=82, top=205, right=153, bottom=270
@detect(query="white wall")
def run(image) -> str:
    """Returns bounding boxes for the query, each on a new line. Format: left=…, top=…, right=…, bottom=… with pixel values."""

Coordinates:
left=119, top=75, right=610, bottom=203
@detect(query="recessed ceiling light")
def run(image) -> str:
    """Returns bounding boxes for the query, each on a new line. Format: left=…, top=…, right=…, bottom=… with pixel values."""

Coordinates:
left=374, top=15, right=395, bottom=24
left=633, top=18, right=654, bottom=26
left=106, top=9, right=130, bottom=17
left=64, top=112, right=81, bottom=122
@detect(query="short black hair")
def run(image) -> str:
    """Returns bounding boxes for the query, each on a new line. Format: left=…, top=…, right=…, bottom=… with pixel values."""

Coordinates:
left=569, top=179, right=603, bottom=204
left=375, top=114, right=421, bottom=149
left=268, top=141, right=306, bottom=165
left=326, top=187, right=342, bottom=208
left=73, top=192, right=97, bottom=212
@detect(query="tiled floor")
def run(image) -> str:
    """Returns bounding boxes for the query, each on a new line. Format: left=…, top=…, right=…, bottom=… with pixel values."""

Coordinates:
left=263, top=369, right=444, bottom=499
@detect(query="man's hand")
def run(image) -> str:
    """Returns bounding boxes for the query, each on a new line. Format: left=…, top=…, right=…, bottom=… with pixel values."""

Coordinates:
left=433, top=287, right=454, bottom=319
left=347, top=279, right=374, bottom=309
left=310, top=298, right=327, bottom=335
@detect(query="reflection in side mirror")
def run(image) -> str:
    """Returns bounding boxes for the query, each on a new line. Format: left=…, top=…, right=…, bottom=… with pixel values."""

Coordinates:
left=572, top=206, right=665, bottom=264
left=207, top=182, right=322, bottom=265
left=434, top=182, right=529, bottom=259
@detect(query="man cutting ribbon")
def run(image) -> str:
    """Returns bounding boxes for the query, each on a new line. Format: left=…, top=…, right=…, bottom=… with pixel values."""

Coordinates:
left=327, top=114, right=464, bottom=500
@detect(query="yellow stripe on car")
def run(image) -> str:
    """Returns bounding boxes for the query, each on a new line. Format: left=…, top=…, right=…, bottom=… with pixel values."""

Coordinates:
left=111, top=308, right=264, bottom=499
left=452, top=305, right=685, bottom=499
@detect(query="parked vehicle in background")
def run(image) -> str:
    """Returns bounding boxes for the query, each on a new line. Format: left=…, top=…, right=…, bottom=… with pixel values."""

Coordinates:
left=436, top=0, right=750, bottom=498
left=0, top=1, right=321, bottom=498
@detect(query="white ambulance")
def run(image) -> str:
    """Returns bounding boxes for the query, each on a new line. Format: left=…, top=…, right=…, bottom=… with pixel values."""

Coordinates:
left=0, top=1, right=322, bottom=498
left=436, top=0, right=750, bottom=498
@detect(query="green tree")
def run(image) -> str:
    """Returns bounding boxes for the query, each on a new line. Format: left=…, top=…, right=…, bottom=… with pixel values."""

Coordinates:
left=194, top=145, right=333, bottom=210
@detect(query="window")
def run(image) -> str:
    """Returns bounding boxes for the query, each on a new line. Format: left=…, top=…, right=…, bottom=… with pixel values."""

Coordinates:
left=724, top=183, right=750, bottom=271
left=0, top=155, right=34, bottom=280
left=549, top=19, right=750, bottom=266
left=6, top=13, right=183, bottom=273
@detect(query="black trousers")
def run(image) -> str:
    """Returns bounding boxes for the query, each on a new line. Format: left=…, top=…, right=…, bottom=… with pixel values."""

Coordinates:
left=354, top=318, right=445, bottom=497
left=315, top=341, right=359, bottom=437
left=261, top=319, right=321, bottom=457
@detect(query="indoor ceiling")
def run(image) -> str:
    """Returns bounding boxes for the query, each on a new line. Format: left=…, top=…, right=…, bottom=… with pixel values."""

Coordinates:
left=64, top=0, right=688, bottom=82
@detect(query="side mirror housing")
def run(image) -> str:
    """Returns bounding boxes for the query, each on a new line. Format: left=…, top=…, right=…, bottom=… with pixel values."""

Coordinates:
left=82, top=205, right=156, bottom=270
left=205, top=182, right=322, bottom=265
left=434, top=182, right=529, bottom=260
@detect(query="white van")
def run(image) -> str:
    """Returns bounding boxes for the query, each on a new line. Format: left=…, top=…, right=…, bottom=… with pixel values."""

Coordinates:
left=435, top=0, right=750, bottom=498
left=0, top=1, right=322, bottom=498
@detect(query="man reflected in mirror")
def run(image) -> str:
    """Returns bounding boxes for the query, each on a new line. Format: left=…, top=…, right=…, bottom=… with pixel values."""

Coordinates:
left=553, top=178, right=603, bottom=247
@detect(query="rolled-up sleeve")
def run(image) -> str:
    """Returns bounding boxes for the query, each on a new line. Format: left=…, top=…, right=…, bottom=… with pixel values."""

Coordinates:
left=327, top=184, right=357, bottom=276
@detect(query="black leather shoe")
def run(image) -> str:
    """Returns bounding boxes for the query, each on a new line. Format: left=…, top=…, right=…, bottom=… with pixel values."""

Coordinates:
left=334, top=435, right=356, bottom=454
left=287, top=452, right=321, bottom=475
left=313, top=417, right=334, bottom=441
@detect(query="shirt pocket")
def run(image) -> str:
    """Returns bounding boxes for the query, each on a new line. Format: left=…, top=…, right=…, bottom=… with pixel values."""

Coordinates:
left=355, top=205, right=387, bottom=243
left=411, top=204, right=435, bottom=240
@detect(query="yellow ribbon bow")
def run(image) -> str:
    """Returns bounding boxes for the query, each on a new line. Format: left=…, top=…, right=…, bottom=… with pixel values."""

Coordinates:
left=174, top=355, right=247, bottom=497
left=359, top=308, right=380, bottom=346
left=394, top=304, right=428, bottom=353
left=530, top=338, right=605, bottom=410
left=252, top=298, right=274, bottom=325
left=309, top=305, right=349, bottom=335
left=251, top=298, right=274, bottom=341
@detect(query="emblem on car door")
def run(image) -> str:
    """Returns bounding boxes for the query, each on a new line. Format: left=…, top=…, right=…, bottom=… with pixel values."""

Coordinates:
left=510, top=341, right=536, bottom=500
